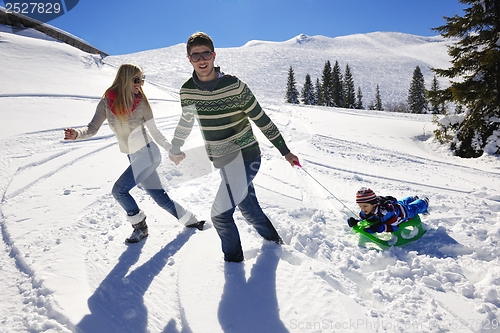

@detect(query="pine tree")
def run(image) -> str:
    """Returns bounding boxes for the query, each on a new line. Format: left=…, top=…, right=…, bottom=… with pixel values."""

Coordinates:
left=285, top=66, right=299, bottom=104
left=320, top=61, right=334, bottom=106
left=408, top=65, right=427, bottom=114
left=332, top=60, right=344, bottom=107
left=314, top=78, right=321, bottom=106
left=343, top=64, right=356, bottom=108
left=355, top=86, right=364, bottom=109
left=427, top=75, right=445, bottom=114
left=374, top=84, right=383, bottom=111
left=432, top=0, right=500, bottom=157
left=301, top=73, right=316, bottom=105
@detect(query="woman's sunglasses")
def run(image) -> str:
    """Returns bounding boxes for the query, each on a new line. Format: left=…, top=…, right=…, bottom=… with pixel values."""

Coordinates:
left=189, top=51, right=213, bottom=62
left=133, top=75, right=145, bottom=84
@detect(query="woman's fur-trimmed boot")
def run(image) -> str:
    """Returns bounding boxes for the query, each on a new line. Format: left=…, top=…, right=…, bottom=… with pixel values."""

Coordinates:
left=179, top=211, right=205, bottom=231
left=126, top=210, right=148, bottom=243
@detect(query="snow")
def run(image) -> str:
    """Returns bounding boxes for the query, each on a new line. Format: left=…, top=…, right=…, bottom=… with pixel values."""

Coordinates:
left=1, top=25, right=500, bottom=333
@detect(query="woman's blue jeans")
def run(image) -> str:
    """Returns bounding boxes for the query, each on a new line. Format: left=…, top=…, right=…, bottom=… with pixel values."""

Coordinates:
left=112, top=142, right=185, bottom=219
left=211, top=155, right=281, bottom=262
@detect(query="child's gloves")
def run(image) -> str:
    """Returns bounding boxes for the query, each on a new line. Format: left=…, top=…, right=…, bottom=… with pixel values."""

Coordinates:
left=364, top=223, right=385, bottom=233
left=347, top=217, right=359, bottom=227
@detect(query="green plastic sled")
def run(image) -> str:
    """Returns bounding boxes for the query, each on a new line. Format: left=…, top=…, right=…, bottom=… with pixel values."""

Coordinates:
left=352, top=215, right=426, bottom=251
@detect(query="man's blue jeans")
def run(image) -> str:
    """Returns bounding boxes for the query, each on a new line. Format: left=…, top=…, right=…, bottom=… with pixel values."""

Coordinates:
left=112, top=142, right=185, bottom=219
left=211, top=155, right=281, bottom=262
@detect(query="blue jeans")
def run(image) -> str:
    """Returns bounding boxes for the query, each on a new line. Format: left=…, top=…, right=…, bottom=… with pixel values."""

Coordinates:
left=112, top=142, right=185, bottom=219
left=398, top=196, right=428, bottom=219
left=211, top=155, right=281, bottom=262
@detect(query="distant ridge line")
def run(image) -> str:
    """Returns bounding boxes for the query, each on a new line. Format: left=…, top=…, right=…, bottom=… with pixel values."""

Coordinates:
left=0, top=6, right=108, bottom=56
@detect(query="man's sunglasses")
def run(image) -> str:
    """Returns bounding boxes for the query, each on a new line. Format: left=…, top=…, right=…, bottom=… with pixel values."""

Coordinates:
left=189, top=51, right=213, bottom=62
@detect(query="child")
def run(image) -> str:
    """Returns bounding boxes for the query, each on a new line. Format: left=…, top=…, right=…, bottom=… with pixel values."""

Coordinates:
left=347, top=187, right=429, bottom=233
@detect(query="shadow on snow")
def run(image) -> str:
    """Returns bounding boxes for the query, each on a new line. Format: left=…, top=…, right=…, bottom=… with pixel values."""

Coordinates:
left=403, top=226, right=476, bottom=259
left=76, top=229, right=195, bottom=333
left=218, top=242, right=289, bottom=333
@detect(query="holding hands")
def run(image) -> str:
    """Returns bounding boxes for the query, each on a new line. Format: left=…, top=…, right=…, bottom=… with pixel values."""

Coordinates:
left=169, top=152, right=186, bottom=165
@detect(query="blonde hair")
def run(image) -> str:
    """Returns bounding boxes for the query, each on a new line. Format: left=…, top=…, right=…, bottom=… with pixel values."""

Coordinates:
left=104, top=63, right=151, bottom=120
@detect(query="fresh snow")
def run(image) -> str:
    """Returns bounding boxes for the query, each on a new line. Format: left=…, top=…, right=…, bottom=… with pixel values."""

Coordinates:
left=1, top=25, right=500, bottom=333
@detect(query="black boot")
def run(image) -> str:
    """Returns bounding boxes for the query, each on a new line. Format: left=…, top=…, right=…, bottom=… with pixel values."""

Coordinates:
left=186, top=220, right=205, bottom=231
left=126, top=219, right=149, bottom=243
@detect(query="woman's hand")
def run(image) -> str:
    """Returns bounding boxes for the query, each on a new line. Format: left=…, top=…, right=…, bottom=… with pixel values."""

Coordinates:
left=169, top=152, right=186, bottom=165
left=64, top=128, right=77, bottom=140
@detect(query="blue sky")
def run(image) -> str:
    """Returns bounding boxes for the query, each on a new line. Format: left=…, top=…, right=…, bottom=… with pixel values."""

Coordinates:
left=1, top=0, right=466, bottom=55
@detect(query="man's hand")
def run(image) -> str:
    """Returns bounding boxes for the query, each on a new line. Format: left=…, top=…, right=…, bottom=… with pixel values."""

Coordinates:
left=169, top=152, right=186, bottom=165
left=284, top=152, right=300, bottom=167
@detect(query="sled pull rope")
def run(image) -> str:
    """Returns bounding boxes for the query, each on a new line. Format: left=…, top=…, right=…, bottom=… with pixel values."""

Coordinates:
left=294, top=161, right=358, bottom=217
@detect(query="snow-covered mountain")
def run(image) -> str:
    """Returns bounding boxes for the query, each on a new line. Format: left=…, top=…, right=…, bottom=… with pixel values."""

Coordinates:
left=105, top=31, right=453, bottom=106
left=1, top=25, right=500, bottom=333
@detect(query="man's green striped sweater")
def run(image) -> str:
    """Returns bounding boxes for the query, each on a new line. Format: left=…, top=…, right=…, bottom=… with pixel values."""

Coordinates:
left=172, top=74, right=290, bottom=167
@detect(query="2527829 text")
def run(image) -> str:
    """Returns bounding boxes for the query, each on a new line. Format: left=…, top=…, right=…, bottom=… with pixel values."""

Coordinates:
left=5, top=2, right=62, bottom=14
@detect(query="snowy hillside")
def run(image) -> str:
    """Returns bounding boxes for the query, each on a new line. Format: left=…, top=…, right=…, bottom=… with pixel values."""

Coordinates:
left=105, top=32, right=453, bottom=106
left=1, top=25, right=500, bottom=333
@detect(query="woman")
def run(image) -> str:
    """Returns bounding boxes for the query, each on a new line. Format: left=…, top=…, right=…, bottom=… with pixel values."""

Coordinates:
left=64, top=64, right=204, bottom=243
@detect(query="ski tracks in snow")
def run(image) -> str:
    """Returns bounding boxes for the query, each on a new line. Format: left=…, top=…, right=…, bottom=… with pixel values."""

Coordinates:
left=0, top=130, right=83, bottom=332
left=0, top=112, right=190, bottom=332
left=1, top=102, right=500, bottom=332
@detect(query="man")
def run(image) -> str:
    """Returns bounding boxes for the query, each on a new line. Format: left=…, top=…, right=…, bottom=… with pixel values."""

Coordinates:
left=170, top=32, right=300, bottom=262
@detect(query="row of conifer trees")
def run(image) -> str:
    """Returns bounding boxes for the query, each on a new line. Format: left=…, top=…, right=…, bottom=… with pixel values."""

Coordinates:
left=284, top=62, right=446, bottom=114
left=284, top=0, right=500, bottom=158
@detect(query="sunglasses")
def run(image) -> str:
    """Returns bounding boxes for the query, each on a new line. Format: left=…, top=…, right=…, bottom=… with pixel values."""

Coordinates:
left=133, top=75, right=145, bottom=84
left=189, top=51, right=213, bottom=62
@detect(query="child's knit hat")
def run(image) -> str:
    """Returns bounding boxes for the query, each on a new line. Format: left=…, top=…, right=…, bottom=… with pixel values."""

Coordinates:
left=356, top=187, right=378, bottom=204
